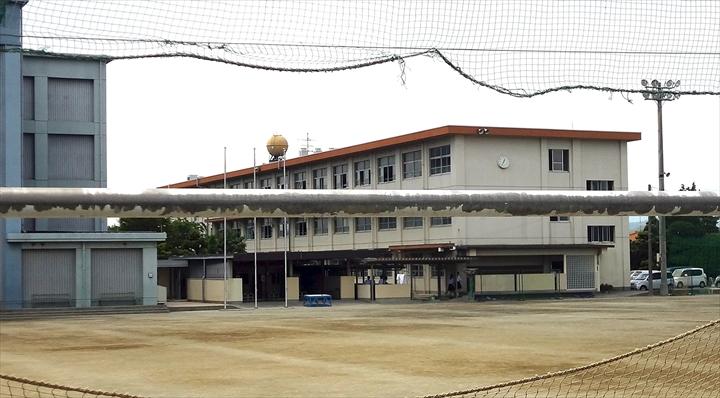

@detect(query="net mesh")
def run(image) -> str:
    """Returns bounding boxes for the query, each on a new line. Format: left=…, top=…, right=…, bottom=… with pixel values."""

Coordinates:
left=425, top=319, right=720, bottom=398
left=9, top=0, right=719, bottom=97
left=2, top=319, right=718, bottom=398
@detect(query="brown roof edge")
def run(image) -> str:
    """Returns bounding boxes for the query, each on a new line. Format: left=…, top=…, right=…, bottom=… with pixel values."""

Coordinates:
left=162, top=125, right=640, bottom=188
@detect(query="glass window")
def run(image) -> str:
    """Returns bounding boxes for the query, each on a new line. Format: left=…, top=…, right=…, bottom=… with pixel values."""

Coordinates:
left=276, top=176, right=285, bottom=189
left=243, top=181, right=254, bottom=189
left=587, top=225, right=615, bottom=242
left=294, top=219, right=307, bottom=236
left=550, top=216, right=570, bottom=222
left=260, top=178, right=272, bottom=189
left=430, top=217, right=452, bottom=226
left=355, top=217, right=372, bottom=232
left=312, top=168, right=326, bottom=189
left=334, top=218, right=349, bottom=233
left=378, top=217, right=397, bottom=230
left=332, top=164, right=348, bottom=189
left=586, top=180, right=614, bottom=190
left=429, top=145, right=451, bottom=175
left=403, top=217, right=423, bottom=229
left=293, top=171, right=307, bottom=189
left=354, top=160, right=371, bottom=186
left=377, top=155, right=395, bottom=183
left=261, top=219, right=273, bottom=239
left=277, top=219, right=286, bottom=237
left=244, top=222, right=255, bottom=240
left=402, top=150, right=422, bottom=178
left=313, top=218, right=329, bottom=235
left=549, top=149, right=570, bottom=172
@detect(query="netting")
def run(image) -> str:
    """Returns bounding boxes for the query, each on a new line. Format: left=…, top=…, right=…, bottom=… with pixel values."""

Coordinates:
left=0, top=375, right=140, bottom=398
left=8, top=0, right=720, bottom=97
left=425, top=319, right=720, bottom=398
left=2, top=319, right=718, bottom=398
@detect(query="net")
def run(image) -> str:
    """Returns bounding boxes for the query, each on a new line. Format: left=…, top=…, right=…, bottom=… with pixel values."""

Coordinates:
left=9, top=0, right=720, bottom=97
left=2, top=319, right=718, bottom=398
left=424, top=319, right=720, bottom=398
left=0, top=375, right=140, bottom=398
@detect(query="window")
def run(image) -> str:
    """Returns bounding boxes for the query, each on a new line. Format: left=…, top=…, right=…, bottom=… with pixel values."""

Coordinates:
left=312, top=168, right=326, bottom=189
left=260, top=178, right=272, bottom=189
left=377, top=155, right=395, bottom=183
left=402, top=150, right=422, bottom=178
left=429, top=145, right=451, bottom=175
left=276, top=176, right=285, bottom=189
left=403, top=217, right=423, bottom=229
left=550, top=216, right=570, bottom=222
left=355, top=217, right=372, bottom=232
left=333, top=164, right=348, bottom=189
left=378, top=217, right=397, bottom=230
left=549, top=149, right=570, bottom=172
left=294, top=171, right=307, bottom=189
left=354, top=160, right=371, bottom=186
left=313, top=218, right=329, bottom=235
left=334, top=218, right=349, bottom=234
left=277, top=220, right=286, bottom=237
left=430, top=217, right=452, bottom=226
left=586, top=180, right=614, bottom=191
left=245, top=223, right=255, bottom=240
left=587, top=225, right=615, bottom=242
left=243, top=181, right=254, bottom=189
left=294, top=219, right=307, bottom=236
left=261, top=220, right=273, bottom=239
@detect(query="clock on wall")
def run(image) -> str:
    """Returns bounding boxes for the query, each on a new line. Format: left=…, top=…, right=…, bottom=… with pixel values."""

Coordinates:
left=497, top=156, right=510, bottom=169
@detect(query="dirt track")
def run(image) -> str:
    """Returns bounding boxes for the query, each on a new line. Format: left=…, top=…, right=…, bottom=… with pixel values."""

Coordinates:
left=1, top=295, right=719, bottom=398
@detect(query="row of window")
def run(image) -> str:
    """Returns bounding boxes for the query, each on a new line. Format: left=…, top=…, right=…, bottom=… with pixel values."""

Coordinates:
left=234, top=145, right=452, bottom=190
left=234, top=149, right=615, bottom=190
left=235, top=216, right=452, bottom=239
left=550, top=219, right=616, bottom=242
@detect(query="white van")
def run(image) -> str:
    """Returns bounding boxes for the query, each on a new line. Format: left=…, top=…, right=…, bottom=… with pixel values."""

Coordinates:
left=672, top=268, right=708, bottom=288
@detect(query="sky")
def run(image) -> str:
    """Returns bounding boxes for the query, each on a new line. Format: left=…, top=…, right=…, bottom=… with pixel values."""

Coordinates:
left=105, top=55, right=720, bottom=195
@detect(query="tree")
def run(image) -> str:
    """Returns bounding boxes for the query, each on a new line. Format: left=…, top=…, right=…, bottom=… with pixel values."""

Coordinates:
left=111, top=218, right=245, bottom=259
left=630, top=182, right=719, bottom=268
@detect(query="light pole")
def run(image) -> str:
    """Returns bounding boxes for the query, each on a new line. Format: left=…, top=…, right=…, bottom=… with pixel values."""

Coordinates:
left=641, top=79, right=680, bottom=296
left=283, top=152, right=288, bottom=309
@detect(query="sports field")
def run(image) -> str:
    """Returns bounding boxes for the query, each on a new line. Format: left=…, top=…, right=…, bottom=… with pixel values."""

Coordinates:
left=1, top=295, right=718, bottom=398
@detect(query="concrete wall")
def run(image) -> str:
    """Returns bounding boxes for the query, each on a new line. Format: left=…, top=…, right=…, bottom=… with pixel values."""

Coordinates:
left=187, top=278, right=243, bottom=303
left=287, top=276, right=300, bottom=301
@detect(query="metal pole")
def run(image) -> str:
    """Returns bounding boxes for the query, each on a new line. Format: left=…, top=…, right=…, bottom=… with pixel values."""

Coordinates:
left=253, top=148, right=258, bottom=309
left=284, top=154, right=288, bottom=308
left=223, top=146, right=228, bottom=309
left=656, top=101, right=668, bottom=296
left=647, top=214, right=653, bottom=296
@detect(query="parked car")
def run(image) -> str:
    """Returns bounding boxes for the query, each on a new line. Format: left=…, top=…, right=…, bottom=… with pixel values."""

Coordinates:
left=629, top=270, right=646, bottom=280
left=672, top=268, right=708, bottom=288
left=631, top=271, right=674, bottom=291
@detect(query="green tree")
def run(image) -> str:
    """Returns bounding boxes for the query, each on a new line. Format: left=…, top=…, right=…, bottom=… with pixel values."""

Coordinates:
left=629, top=182, right=719, bottom=269
left=111, top=218, right=245, bottom=258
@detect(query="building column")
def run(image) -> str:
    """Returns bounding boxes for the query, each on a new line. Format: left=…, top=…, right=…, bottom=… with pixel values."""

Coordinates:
left=75, top=244, right=92, bottom=307
left=0, top=0, right=27, bottom=309
left=142, top=246, right=158, bottom=305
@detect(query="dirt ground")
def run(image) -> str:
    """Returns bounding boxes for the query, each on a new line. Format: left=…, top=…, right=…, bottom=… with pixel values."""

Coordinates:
left=1, top=295, right=719, bottom=398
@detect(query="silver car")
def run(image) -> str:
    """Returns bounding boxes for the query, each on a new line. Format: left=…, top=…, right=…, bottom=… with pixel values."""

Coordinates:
left=631, top=271, right=674, bottom=291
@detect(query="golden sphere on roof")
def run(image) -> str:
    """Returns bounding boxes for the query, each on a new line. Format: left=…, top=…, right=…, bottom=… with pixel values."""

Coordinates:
left=266, top=134, right=289, bottom=157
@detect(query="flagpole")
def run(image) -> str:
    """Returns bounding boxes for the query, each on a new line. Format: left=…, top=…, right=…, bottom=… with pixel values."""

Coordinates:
left=253, top=147, right=258, bottom=310
left=223, top=146, right=228, bottom=310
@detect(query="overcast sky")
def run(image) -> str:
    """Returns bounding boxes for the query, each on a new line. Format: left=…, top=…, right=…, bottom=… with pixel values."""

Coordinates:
left=106, top=56, right=720, bottom=194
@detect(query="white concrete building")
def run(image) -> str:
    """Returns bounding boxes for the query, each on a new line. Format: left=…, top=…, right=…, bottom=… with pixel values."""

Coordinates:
left=167, top=125, right=639, bottom=301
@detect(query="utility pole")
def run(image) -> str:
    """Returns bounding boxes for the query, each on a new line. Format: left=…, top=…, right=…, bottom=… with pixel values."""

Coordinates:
left=641, top=79, right=680, bottom=296
left=646, top=185, right=653, bottom=297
